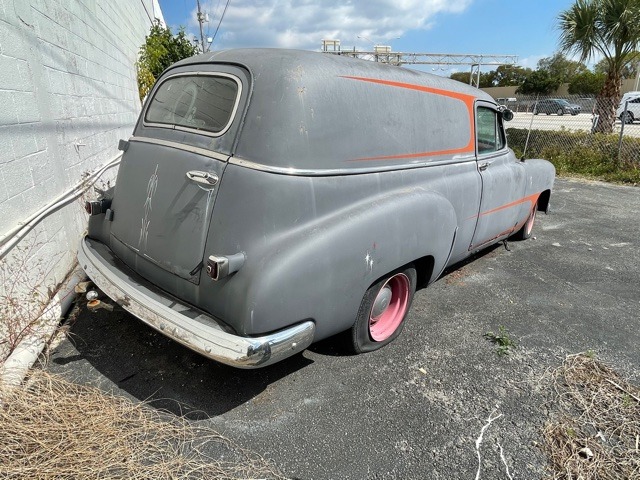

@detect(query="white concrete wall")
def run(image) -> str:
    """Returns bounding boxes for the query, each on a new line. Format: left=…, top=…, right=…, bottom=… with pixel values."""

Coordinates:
left=0, top=0, right=162, bottom=357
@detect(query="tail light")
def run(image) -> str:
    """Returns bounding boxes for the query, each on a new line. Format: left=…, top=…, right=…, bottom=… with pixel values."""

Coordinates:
left=206, top=253, right=246, bottom=281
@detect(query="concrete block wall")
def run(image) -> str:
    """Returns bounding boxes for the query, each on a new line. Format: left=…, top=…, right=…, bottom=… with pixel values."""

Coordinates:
left=0, top=0, right=162, bottom=349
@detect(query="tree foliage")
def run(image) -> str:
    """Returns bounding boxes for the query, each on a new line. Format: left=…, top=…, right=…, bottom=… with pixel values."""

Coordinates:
left=449, top=71, right=472, bottom=84
left=594, top=55, right=639, bottom=78
left=537, top=52, right=588, bottom=84
left=448, top=71, right=494, bottom=87
left=558, top=0, right=640, bottom=133
left=449, top=65, right=531, bottom=88
left=516, top=70, right=561, bottom=95
left=136, top=21, right=198, bottom=101
left=490, top=65, right=532, bottom=87
left=568, top=71, right=606, bottom=94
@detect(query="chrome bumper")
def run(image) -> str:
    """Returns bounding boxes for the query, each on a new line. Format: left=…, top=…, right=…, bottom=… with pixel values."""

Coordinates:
left=77, top=237, right=315, bottom=368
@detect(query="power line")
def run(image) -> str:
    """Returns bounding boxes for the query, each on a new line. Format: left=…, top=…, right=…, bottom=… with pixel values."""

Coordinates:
left=211, top=0, right=231, bottom=46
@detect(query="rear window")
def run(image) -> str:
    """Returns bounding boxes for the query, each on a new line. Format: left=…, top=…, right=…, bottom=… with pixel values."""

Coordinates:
left=145, top=74, right=241, bottom=136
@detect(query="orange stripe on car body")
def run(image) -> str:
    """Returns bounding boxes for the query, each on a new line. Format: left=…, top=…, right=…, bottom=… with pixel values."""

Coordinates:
left=465, top=193, right=541, bottom=222
left=478, top=192, right=541, bottom=218
left=339, top=76, right=477, bottom=162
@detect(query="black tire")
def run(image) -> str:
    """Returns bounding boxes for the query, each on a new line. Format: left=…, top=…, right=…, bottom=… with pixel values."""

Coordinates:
left=511, top=204, right=537, bottom=240
left=351, top=266, right=417, bottom=354
left=557, top=108, right=564, bottom=116
left=621, top=112, right=634, bottom=124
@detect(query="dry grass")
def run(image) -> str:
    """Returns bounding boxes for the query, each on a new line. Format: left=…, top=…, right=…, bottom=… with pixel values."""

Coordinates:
left=0, top=370, right=284, bottom=479
left=543, top=353, right=640, bottom=479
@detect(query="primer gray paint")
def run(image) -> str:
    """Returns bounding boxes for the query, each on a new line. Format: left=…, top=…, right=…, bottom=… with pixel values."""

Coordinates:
left=83, top=49, right=555, bottom=361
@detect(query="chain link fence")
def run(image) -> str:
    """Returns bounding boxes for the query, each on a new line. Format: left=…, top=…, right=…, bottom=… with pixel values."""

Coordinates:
left=500, top=95, right=640, bottom=175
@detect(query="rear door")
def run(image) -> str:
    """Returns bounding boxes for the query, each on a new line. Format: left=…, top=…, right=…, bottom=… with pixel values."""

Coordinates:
left=109, top=72, right=244, bottom=284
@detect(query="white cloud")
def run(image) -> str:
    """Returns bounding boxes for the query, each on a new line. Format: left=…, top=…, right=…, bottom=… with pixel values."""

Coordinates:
left=192, top=0, right=473, bottom=51
left=517, top=54, right=546, bottom=70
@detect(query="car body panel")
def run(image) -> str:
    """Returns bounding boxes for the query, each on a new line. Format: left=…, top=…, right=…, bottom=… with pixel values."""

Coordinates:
left=616, top=92, right=640, bottom=122
left=108, top=139, right=228, bottom=283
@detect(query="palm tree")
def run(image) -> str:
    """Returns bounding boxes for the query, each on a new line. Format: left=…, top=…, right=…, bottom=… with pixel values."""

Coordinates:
left=558, top=0, right=640, bottom=133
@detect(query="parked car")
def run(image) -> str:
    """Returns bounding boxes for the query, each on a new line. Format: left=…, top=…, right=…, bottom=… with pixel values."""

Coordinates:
left=616, top=91, right=640, bottom=124
left=532, top=98, right=581, bottom=116
left=78, top=49, right=555, bottom=368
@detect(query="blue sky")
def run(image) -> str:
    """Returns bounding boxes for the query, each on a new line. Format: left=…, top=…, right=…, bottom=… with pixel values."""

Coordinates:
left=157, top=0, right=578, bottom=74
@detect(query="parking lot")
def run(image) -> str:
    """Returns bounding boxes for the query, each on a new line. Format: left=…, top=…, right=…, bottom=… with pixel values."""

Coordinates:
left=508, top=111, right=640, bottom=137
left=48, top=177, right=640, bottom=479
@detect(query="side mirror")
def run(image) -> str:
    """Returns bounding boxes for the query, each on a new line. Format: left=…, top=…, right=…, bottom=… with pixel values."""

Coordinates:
left=502, top=109, right=514, bottom=122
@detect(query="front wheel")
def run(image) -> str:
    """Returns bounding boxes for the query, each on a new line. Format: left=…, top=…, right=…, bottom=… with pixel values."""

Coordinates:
left=351, top=267, right=417, bottom=353
left=512, top=204, right=537, bottom=240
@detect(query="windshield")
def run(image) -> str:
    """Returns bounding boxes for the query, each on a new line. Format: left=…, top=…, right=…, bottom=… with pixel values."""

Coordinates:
left=145, top=74, right=240, bottom=136
left=557, top=99, right=570, bottom=106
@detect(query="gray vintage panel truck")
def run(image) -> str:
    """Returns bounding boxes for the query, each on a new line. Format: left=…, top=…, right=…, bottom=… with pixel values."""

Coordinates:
left=78, top=49, right=554, bottom=368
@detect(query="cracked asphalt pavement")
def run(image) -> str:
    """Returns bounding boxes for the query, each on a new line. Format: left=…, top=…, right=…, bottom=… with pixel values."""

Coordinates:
left=48, top=177, right=640, bottom=479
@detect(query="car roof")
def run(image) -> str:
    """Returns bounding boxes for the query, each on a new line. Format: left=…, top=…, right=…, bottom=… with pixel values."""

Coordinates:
left=169, top=48, right=494, bottom=103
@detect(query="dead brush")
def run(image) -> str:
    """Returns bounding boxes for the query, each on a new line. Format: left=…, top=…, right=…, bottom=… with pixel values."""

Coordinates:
left=543, top=353, right=640, bottom=479
left=0, top=370, right=285, bottom=479
left=0, top=235, right=67, bottom=364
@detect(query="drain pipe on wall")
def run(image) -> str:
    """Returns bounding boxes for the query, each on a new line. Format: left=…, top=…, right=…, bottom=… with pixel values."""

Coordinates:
left=0, top=153, right=122, bottom=387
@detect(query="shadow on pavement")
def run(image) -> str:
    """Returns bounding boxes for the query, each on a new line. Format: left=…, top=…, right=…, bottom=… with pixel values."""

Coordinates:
left=50, top=306, right=313, bottom=419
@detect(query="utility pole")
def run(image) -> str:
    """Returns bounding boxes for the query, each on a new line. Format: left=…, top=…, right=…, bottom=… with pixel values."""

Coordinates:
left=196, top=0, right=207, bottom=53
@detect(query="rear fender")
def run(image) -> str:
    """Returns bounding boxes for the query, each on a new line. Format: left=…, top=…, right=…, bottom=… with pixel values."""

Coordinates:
left=235, top=188, right=458, bottom=340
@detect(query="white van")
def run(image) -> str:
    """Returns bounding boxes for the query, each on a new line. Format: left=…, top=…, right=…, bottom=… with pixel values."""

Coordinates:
left=616, top=91, right=640, bottom=123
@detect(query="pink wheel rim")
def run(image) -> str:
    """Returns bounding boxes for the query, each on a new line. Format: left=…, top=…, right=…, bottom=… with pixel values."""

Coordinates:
left=369, top=273, right=410, bottom=342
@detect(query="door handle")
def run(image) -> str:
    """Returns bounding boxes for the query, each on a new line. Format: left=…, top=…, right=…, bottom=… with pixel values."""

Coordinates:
left=478, top=162, right=490, bottom=171
left=186, top=170, right=219, bottom=186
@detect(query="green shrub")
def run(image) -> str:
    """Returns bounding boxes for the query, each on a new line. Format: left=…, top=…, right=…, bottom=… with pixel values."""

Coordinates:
left=506, top=128, right=640, bottom=184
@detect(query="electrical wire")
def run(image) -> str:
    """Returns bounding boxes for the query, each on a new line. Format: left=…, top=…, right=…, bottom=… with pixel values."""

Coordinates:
left=211, top=0, right=230, bottom=45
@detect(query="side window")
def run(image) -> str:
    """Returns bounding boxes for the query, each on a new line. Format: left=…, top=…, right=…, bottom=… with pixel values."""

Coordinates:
left=476, top=107, right=505, bottom=154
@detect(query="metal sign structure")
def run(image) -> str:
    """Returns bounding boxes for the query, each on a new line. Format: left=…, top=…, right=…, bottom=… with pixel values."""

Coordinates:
left=321, top=40, right=518, bottom=88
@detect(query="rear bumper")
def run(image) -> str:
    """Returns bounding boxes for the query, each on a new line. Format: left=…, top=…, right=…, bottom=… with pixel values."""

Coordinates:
left=77, top=236, right=315, bottom=368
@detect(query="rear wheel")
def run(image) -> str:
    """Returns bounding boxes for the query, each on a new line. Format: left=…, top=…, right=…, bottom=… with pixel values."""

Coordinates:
left=351, top=267, right=417, bottom=353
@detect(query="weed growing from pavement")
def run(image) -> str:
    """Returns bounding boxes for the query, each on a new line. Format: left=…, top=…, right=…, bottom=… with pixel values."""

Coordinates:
left=484, top=325, right=516, bottom=356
